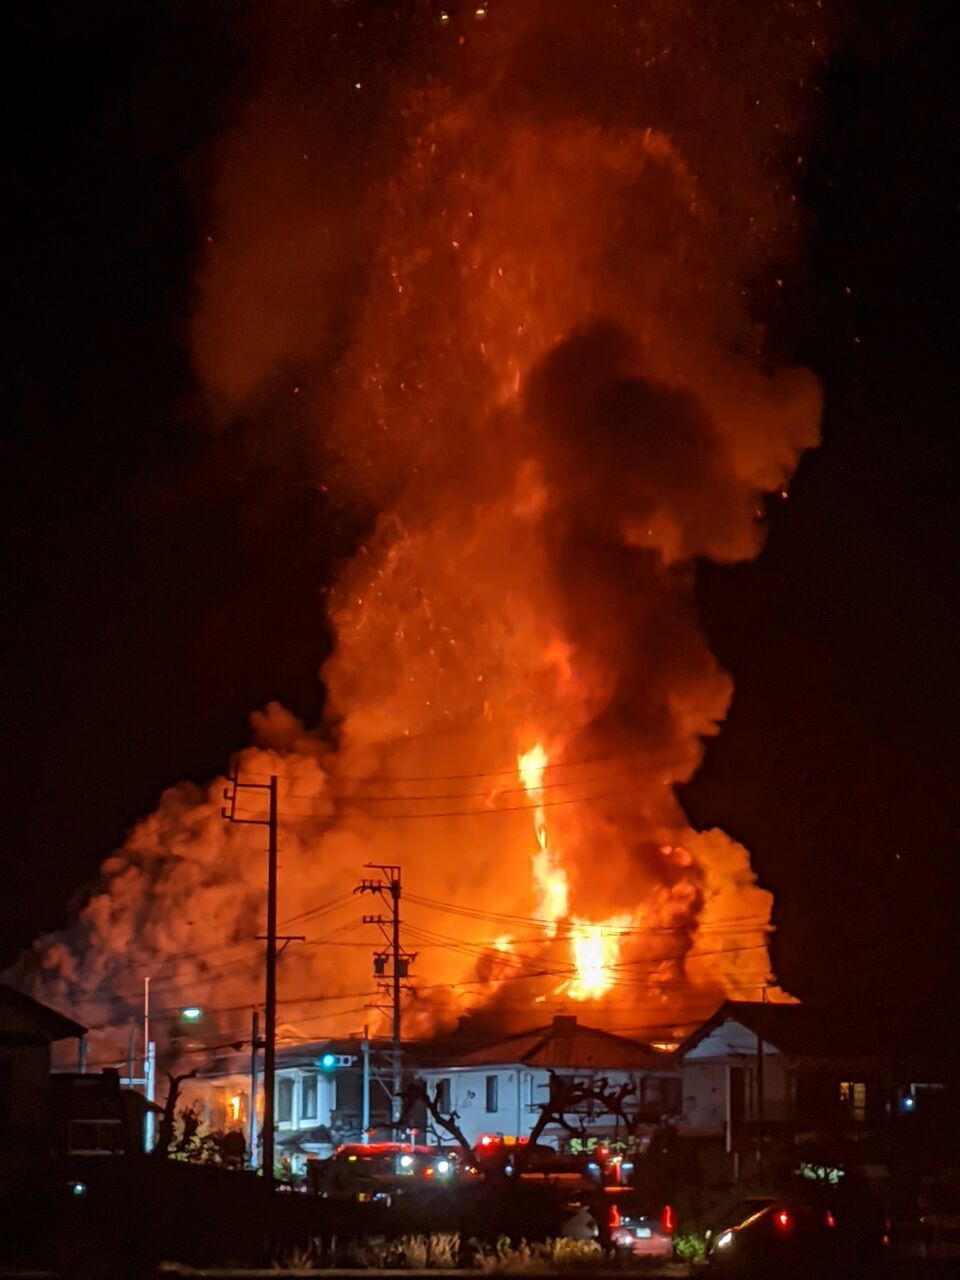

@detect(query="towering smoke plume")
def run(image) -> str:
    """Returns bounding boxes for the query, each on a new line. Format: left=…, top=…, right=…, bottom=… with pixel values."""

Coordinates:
left=24, top=1, right=830, bottom=1056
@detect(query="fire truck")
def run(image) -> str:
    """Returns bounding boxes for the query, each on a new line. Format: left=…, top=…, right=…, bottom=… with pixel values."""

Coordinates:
left=307, top=1142, right=472, bottom=1199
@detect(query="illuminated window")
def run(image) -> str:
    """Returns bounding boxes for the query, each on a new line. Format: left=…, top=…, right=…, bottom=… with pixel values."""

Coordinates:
left=436, top=1078, right=451, bottom=1113
left=485, top=1075, right=498, bottom=1113
left=302, top=1074, right=318, bottom=1121
left=839, top=1081, right=866, bottom=1122
left=277, top=1077, right=294, bottom=1123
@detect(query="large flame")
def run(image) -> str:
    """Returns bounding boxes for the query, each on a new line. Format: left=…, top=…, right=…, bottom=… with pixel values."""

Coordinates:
left=518, top=741, right=630, bottom=998
left=20, top=0, right=831, bottom=1057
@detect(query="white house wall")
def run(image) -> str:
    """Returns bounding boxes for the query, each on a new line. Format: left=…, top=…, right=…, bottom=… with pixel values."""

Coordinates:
left=679, top=1019, right=793, bottom=1134
left=418, top=1066, right=677, bottom=1149
left=417, top=1066, right=541, bottom=1147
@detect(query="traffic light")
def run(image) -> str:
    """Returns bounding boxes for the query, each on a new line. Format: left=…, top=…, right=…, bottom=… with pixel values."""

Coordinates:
left=316, top=1052, right=356, bottom=1074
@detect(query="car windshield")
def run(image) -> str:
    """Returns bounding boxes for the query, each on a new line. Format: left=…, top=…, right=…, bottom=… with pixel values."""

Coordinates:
left=612, top=1192, right=667, bottom=1219
left=719, top=1198, right=775, bottom=1226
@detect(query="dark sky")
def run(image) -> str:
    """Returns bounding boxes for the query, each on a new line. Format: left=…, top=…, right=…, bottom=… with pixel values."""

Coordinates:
left=4, top=2, right=957, bottom=1012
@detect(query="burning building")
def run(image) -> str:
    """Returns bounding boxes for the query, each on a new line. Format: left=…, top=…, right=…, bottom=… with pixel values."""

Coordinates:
left=20, top=1, right=832, bottom=1061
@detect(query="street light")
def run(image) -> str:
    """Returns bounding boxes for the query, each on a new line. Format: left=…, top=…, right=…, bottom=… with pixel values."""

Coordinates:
left=180, top=1006, right=203, bottom=1023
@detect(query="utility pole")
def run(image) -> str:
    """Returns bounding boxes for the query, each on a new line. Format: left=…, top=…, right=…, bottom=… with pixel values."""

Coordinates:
left=249, top=1009, right=262, bottom=1169
left=355, top=865, right=417, bottom=1136
left=222, top=772, right=280, bottom=1189
left=361, top=1025, right=371, bottom=1143
left=756, top=985, right=767, bottom=1178
left=144, top=977, right=156, bottom=1151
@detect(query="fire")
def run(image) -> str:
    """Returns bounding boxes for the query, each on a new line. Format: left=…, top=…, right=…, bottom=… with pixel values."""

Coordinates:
left=518, top=744, right=569, bottom=937
left=227, top=1093, right=242, bottom=1122
left=568, top=918, right=631, bottom=1000
left=517, top=745, right=548, bottom=793
left=28, top=1, right=830, bottom=1048
left=518, top=743, right=629, bottom=999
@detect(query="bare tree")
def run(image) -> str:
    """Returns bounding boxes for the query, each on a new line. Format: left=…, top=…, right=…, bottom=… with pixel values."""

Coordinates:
left=399, top=1078, right=473, bottom=1155
left=521, top=1072, right=669, bottom=1160
left=155, top=1068, right=197, bottom=1156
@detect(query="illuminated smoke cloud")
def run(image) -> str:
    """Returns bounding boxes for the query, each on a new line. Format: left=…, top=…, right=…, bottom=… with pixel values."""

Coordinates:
left=21, top=0, right=832, bottom=1055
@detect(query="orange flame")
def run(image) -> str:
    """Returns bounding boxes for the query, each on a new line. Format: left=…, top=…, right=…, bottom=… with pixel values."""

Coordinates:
left=518, top=744, right=569, bottom=937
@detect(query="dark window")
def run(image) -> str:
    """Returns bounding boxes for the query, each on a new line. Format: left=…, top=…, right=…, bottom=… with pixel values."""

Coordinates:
left=485, top=1075, right=498, bottom=1113
left=68, top=1119, right=125, bottom=1154
left=277, top=1077, right=294, bottom=1123
left=436, top=1078, right=451, bottom=1113
left=640, top=1075, right=682, bottom=1116
left=302, top=1074, right=318, bottom=1120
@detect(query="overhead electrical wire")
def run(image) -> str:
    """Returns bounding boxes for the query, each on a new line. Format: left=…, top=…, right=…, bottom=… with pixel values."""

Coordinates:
left=268, top=786, right=646, bottom=821
left=239, top=746, right=656, bottom=788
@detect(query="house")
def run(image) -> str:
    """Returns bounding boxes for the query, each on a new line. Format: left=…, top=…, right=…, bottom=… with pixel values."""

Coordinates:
left=50, top=1068, right=156, bottom=1165
left=0, top=982, right=87, bottom=1194
left=676, top=1000, right=958, bottom=1178
left=191, top=1034, right=394, bottom=1175
left=416, top=1014, right=681, bottom=1150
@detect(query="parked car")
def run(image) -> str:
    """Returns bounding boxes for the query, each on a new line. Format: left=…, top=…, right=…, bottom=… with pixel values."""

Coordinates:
left=705, top=1194, right=852, bottom=1275
left=608, top=1188, right=676, bottom=1259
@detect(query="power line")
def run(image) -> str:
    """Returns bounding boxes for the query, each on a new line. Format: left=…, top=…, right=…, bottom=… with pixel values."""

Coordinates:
left=240, top=746, right=654, bottom=787
left=406, top=892, right=771, bottom=935
left=275, top=786, right=643, bottom=820
left=306, top=768, right=659, bottom=805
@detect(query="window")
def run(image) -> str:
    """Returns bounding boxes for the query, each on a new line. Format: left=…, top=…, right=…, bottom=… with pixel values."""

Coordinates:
left=642, top=1075, right=683, bottom=1116
left=302, top=1073, right=318, bottom=1121
left=277, top=1077, right=294, bottom=1123
left=485, top=1075, right=498, bottom=1113
left=839, top=1081, right=866, bottom=1123
left=68, top=1118, right=124, bottom=1155
left=436, top=1078, right=451, bottom=1113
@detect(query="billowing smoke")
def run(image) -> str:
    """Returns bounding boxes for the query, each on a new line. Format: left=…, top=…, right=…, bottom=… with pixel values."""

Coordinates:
left=22, top=0, right=831, bottom=1057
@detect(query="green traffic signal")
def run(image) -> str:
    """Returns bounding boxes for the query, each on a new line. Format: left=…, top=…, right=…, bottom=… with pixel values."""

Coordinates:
left=318, top=1052, right=337, bottom=1073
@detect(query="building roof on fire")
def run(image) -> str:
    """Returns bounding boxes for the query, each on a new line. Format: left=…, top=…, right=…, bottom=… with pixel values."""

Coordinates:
left=431, top=1015, right=670, bottom=1071
left=0, top=982, right=87, bottom=1041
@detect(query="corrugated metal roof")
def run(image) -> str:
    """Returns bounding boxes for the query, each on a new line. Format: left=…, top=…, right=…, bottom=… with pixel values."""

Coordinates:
left=440, top=1015, right=669, bottom=1071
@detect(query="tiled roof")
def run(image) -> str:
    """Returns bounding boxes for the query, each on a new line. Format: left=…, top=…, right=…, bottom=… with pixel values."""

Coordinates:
left=436, top=1015, right=668, bottom=1071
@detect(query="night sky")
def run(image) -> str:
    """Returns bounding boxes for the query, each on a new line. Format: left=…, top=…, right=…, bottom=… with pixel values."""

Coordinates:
left=5, top=2, right=957, bottom=1015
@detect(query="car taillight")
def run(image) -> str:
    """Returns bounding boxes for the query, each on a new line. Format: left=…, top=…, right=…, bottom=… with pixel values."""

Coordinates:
left=609, top=1204, right=621, bottom=1229
left=775, top=1209, right=792, bottom=1231
left=661, top=1204, right=675, bottom=1234
left=825, top=1210, right=836, bottom=1228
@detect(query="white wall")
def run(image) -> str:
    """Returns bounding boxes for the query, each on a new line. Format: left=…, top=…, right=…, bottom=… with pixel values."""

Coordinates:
left=418, top=1065, right=678, bottom=1149
left=679, top=1019, right=794, bottom=1135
